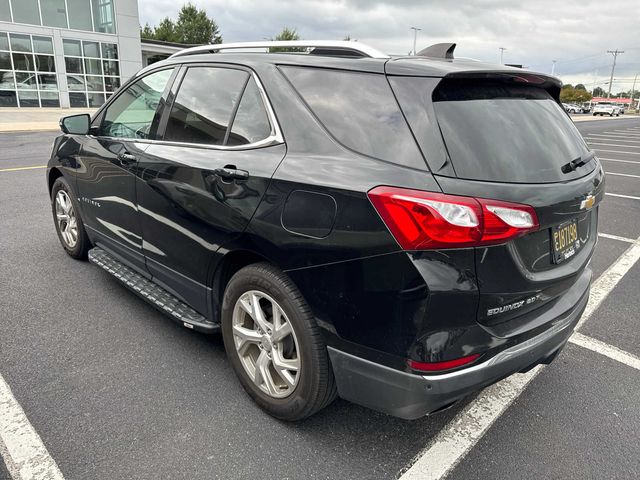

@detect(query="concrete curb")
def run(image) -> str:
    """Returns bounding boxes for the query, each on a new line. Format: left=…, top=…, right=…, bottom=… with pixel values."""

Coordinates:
left=0, top=123, right=60, bottom=133
left=572, top=115, right=639, bottom=123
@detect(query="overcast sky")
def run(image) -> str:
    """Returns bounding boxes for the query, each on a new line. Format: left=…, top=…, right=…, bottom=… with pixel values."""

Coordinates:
left=138, top=0, right=640, bottom=93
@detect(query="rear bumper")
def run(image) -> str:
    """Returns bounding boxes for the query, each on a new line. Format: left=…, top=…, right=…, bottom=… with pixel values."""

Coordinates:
left=328, top=284, right=588, bottom=420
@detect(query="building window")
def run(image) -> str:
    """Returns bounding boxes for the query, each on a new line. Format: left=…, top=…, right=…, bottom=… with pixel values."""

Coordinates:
left=0, top=32, right=59, bottom=107
left=63, top=39, right=119, bottom=108
left=0, top=0, right=11, bottom=22
left=67, top=0, right=93, bottom=31
left=91, top=0, right=115, bottom=34
left=3, top=0, right=115, bottom=34
left=10, top=0, right=41, bottom=25
left=40, top=0, right=68, bottom=29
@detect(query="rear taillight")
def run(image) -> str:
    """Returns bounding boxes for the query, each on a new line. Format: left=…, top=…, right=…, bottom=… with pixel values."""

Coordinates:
left=408, top=353, right=482, bottom=372
left=368, top=186, right=538, bottom=250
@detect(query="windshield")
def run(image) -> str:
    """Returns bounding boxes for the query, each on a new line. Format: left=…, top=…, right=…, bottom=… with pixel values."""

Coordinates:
left=432, top=81, right=593, bottom=183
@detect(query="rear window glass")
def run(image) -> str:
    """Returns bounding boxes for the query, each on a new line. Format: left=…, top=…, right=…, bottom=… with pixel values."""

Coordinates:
left=227, top=77, right=272, bottom=146
left=431, top=80, right=592, bottom=183
left=281, top=66, right=425, bottom=169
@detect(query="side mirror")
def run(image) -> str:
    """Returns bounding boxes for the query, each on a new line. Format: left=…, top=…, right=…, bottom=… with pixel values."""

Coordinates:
left=60, top=114, right=90, bottom=135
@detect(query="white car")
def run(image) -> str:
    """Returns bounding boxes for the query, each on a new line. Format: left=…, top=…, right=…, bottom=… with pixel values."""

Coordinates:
left=593, top=103, right=621, bottom=116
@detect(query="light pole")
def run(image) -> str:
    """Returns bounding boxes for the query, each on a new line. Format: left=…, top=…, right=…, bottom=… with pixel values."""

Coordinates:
left=499, top=47, right=507, bottom=64
left=410, top=27, right=421, bottom=55
left=551, top=60, right=557, bottom=75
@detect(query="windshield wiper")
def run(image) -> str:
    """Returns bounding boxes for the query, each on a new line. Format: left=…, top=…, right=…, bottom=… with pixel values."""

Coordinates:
left=561, top=152, right=595, bottom=174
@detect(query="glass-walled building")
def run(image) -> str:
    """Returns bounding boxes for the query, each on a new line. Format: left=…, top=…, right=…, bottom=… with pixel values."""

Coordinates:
left=0, top=0, right=141, bottom=107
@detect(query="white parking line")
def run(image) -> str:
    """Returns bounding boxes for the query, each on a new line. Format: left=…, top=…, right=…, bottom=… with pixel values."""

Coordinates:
left=595, top=149, right=640, bottom=156
left=399, top=235, right=640, bottom=480
left=588, top=142, right=640, bottom=149
left=599, top=158, right=640, bottom=165
left=598, top=232, right=636, bottom=243
left=0, top=374, right=65, bottom=480
left=585, top=137, right=640, bottom=144
left=569, top=333, right=640, bottom=371
left=398, top=366, right=541, bottom=480
left=590, top=130, right=640, bottom=137
left=576, top=238, right=640, bottom=329
left=605, top=172, right=640, bottom=179
left=606, top=193, right=640, bottom=201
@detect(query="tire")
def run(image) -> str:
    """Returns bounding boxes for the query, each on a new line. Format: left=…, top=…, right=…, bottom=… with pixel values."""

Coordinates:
left=592, top=113, right=596, bottom=116
left=610, top=113, right=614, bottom=117
left=221, top=263, right=337, bottom=421
left=51, top=176, right=90, bottom=259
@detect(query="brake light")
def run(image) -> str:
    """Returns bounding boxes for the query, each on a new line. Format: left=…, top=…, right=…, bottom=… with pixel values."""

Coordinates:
left=408, top=353, right=482, bottom=372
left=368, top=186, right=538, bottom=250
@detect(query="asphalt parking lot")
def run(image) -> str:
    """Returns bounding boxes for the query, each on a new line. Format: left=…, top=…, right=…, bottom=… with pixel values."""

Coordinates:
left=1, top=116, right=639, bottom=480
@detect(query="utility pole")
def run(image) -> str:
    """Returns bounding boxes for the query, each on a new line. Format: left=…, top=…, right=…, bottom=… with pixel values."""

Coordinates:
left=499, top=47, right=507, bottom=64
left=606, top=49, right=624, bottom=98
left=410, top=27, right=421, bottom=55
left=551, top=60, right=557, bottom=75
left=631, top=73, right=638, bottom=110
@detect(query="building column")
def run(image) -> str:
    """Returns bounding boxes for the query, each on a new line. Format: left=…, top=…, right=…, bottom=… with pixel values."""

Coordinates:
left=52, top=30, right=70, bottom=108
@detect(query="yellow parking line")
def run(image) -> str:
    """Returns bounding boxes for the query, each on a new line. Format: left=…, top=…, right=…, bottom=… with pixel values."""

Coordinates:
left=0, top=165, right=47, bottom=173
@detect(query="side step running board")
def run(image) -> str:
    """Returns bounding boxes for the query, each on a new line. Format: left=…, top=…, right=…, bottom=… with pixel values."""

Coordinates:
left=88, top=247, right=220, bottom=334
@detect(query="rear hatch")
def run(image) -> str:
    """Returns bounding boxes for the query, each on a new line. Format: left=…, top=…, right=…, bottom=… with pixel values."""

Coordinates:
left=390, top=71, right=605, bottom=338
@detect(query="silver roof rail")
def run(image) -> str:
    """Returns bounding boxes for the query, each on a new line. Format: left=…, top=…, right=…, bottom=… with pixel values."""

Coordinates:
left=169, top=40, right=390, bottom=59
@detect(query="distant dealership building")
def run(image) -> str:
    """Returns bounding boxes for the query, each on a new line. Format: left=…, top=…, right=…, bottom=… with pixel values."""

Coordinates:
left=0, top=0, right=181, bottom=108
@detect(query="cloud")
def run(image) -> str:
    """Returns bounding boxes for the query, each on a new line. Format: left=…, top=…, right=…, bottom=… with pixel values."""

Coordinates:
left=138, top=0, right=640, bottom=92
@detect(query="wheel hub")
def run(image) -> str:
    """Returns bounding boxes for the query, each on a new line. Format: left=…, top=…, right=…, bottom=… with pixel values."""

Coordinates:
left=232, top=290, right=301, bottom=399
left=55, top=190, right=78, bottom=248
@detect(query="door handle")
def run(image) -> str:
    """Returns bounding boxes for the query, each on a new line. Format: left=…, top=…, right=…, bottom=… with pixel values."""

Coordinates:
left=213, top=166, right=249, bottom=181
left=117, top=152, right=137, bottom=164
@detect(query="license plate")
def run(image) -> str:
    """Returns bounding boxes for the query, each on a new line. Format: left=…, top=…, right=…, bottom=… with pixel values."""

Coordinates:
left=551, top=219, right=581, bottom=264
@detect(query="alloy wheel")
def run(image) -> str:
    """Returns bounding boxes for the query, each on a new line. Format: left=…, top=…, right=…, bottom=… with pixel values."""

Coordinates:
left=55, top=190, right=78, bottom=248
left=232, top=290, right=301, bottom=398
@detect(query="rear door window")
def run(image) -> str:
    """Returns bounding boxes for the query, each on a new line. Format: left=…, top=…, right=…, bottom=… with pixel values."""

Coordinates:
left=280, top=66, right=425, bottom=170
left=163, top=66, right=249, bottom=145
left=429, top=79, right=592, bottom=183
left=227, top=77, right=272, bottom=146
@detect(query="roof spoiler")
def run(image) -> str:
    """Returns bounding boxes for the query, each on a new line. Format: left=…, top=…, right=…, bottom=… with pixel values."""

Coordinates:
left=417, top=43, right=456, bottom=60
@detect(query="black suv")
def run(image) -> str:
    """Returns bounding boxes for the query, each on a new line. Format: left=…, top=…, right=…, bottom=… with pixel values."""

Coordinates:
left=47, top=41, right=604, bottom=421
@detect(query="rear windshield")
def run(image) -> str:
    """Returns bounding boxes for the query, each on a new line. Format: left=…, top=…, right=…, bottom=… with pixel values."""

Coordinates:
left=432, top=80, right=593, bottom=183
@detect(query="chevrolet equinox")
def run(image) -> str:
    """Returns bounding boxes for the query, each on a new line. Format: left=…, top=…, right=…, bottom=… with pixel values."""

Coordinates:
left=47, top=41, right=604, bottom=420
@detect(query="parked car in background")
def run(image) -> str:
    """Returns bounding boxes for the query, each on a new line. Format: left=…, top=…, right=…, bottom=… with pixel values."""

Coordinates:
left=618, top=105, right=625, bottom=114
left=562, top=103, right=579, bottom=113
left=581, top=104, right=591, bottom=113
left=593, top=103, right=621, bottom=116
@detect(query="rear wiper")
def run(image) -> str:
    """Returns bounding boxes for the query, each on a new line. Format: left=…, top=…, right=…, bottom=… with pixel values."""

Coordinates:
left=561, top=152, right=595, bottom=174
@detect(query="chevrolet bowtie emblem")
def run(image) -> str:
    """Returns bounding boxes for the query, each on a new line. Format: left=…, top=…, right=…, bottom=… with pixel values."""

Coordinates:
left=580, top=194, right=595, bottom=210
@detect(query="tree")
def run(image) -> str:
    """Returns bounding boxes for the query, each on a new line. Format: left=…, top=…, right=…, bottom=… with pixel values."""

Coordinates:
left=560, top=85, right=575, bottom=103
left=575, top=84, right=586, bottom=91
left=273, top=26, right=300, bottom=41
left=153, top=17, right=180, bottom=43
left=593, top=86, right=605, bottom=97
left=140, top=23, right=154, bottom=40
left=560, top=85, right=592, bottom=104
left=270, top=27, right=303, bottom=52
left=139, top=3, right=221, bottom=45
left=175, top=3, right=222, bottom=44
